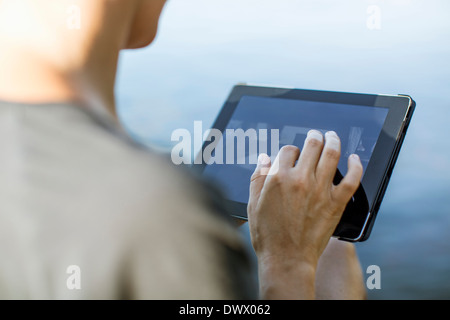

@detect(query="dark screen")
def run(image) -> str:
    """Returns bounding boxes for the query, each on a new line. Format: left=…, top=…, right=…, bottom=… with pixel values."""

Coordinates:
left=202, top=95, right=389, bottom=204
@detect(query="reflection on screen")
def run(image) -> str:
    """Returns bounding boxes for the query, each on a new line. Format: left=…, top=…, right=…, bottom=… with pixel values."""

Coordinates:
left=203, top=95, right=389, bottom=204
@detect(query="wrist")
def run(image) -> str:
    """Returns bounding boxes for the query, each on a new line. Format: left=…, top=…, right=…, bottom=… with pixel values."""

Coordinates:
left=257, top=256, right=317, bottom=300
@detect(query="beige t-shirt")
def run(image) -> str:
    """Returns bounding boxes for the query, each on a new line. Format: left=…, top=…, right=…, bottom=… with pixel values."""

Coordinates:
left=0, top=101, right=255, bottom=299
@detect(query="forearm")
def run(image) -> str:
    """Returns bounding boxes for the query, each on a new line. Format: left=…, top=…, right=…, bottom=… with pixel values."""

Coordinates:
left=315, top=239, right=367, bottom=300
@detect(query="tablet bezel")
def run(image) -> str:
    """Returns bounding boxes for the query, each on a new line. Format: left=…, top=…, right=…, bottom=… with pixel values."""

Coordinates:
left=197, top=84, right=414, bottom=242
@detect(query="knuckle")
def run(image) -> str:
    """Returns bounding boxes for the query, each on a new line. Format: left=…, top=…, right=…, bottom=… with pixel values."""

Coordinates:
left=250, top=172, right=263, bottom=185
left=277, top=168, right=289, bottom=180
left=280, top=145, right=300, bottom=154
left=292, top=173, right=310, bottom=191
left=306, top=137, right=323, bottom=149
left=268, top=170, right=284, bottom=186
left=340, top=180, right=358, bottom=194
left=291, top=179, right=306, bottom=192
left=250, top=171, right=259, bottom=181
left=323, top=147, right=340, bottom=161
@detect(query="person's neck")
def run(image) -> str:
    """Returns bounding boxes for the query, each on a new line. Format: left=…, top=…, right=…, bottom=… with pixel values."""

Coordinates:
left=0, top=1, right=127, bottom=119
left=0, top=44, right=119, bottom=118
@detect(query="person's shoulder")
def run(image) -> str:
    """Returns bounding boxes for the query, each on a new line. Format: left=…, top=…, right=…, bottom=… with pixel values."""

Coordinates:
left=69, top=103, right=236, bottom=231
left=74, top=110, right=256, bottom=299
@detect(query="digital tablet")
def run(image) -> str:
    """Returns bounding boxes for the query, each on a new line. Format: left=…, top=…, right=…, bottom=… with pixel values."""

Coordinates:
left=196, top=84, right=415, bottom=242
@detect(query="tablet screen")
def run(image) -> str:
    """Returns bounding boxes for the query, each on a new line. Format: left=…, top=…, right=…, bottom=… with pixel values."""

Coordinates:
left=202, top=95, right=389, bottom=204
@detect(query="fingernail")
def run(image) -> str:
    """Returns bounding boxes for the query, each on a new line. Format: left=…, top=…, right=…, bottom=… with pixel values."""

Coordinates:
left=325, top=131, right=337, bottom=137
left=257, top=154, right=263, bottom=166
left=257, top=153, right=270, bottom=166
left=350, top=154, right=360, bottom=161
left=307, top=129, right=323, bottom=142
left=325, top=131, right=340, bottom=151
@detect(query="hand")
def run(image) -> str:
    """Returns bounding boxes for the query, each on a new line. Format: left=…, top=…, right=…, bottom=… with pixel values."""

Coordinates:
left=248, top=130, right=363, bottom=299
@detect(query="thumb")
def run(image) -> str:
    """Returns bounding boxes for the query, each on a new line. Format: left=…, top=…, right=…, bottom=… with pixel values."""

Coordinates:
left=249, top=153, right=271, bottom=208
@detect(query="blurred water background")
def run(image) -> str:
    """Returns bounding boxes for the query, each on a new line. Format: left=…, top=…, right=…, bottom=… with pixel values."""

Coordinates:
left=116, top=0, right=450, bottom=299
